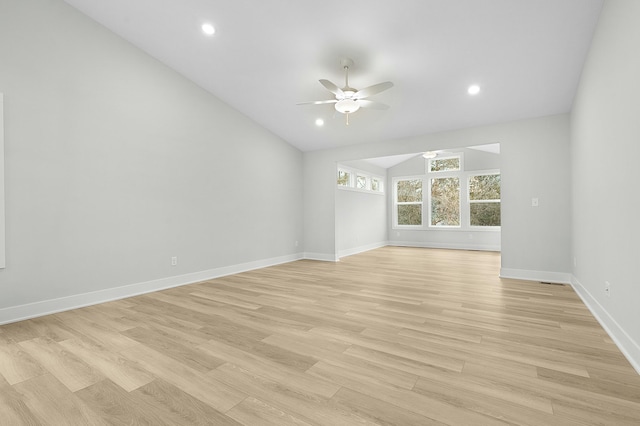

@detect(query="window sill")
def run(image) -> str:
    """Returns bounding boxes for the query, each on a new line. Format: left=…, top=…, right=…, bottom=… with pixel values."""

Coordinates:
left=392, top=226, right=500, bottom=232
left=337, top=186, right=385, bottom=196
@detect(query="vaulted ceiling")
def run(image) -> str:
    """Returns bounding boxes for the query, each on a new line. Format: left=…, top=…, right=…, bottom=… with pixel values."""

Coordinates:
left=63, top=0, right=603, bottom=152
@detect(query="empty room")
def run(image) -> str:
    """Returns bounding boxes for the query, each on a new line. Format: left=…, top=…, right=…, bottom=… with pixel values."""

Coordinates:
left=1, top=0, right=639, bottom=424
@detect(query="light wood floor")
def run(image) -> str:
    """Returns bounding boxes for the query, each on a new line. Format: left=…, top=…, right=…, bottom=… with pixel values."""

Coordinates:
left=1, top=247, right=639, bottom=425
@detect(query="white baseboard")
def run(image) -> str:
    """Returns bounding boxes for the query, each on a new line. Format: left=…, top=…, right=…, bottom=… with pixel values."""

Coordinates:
left=499, top=267, right=571, bottom=284
left=0, top=253, right=303, bottom=326
left=338, top=241, right=388, bottom=259
left=303, top=252, right=339, bottom=262
left=570, top=276, right=640, bottom=375
left=389, top=240, right=500, bottom=252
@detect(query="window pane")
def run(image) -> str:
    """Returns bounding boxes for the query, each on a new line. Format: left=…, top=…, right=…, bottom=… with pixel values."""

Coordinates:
left=371, top=178, right=380, bottom=191
left=430, top=157, right=460, bottom=172
left=356, top=175, right=367, bottom=189
left=431, top=177, right=460, bottom=226
left=397, top=179, right=422, bottom=202
left=469, top=174, right=500, bottom=200
left=470, top=202, right=501, bottom=226
left=398, top=204, right=422, bottom=225
left=337, top=170, right=351, bottom=186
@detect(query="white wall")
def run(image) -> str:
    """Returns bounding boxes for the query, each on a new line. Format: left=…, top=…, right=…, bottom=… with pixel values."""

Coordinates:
left=335, top=161, right=387, bottom=258
left=387, top=148, right=501, bottom=251
left=303, top=114, right=572, bottom=282
left=570, top=0, right=640, bottom=371
left=0, top=0, right=303, bottom=321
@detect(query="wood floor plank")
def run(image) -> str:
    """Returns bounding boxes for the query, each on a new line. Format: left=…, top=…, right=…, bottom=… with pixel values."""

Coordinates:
left=75, top=378, right=174, bottom=426
left=0, top=342, right=46, bottom=385
left=209, top=362, right=381, bottom=426
left=132, top=378, right=244, bottom=426
left=119, top=343, right=247, bottom=412
left=13, top=374, right=109, bottom=425
left=18, top=337, right=103, bottom=392
left=1, top=247, right=639, bottom=425
left=197, top=340, right=339, bottom=399
left=328, top=386, right=446, bottom=426
left=0, top=375, right=43, bottom=426
left=226, top=396, right=313, bottom=426
left=58, top=337, right=155, bottom=392
left=53, top=310, right=139, bottom=352
left=199, top=330, right=319, bottom=372
left=411, top=375, right=583, bottom=426
left=122, top=325, right=225, bottom=372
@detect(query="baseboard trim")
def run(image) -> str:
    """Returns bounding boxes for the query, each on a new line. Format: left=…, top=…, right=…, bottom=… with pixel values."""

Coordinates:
left=0, top=253, right=303, bottom=326
left=499, top=267, right=571, bottom=284
left=389, top=241, right=500, bottom=252
left=570, top=275, right=640, bottom=375
left=338, top=241, right=388, bottom=259
left=303, top=252, right=339, bottom=262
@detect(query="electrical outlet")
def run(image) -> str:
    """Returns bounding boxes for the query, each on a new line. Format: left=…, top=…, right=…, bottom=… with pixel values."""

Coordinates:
left=295, top=240, right=299, bottom=247
left=171, top=256, right=178, bottom=266
left=531, top=197, right=539, bottom=207
left=605, top=281, right=610, bottom=297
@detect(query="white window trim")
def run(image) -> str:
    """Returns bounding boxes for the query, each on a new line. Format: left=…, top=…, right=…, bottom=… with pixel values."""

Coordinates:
left=392, top=166, right=501, bottom=231
left=468, top=170, right=501, bottom=229
left=392, top=176, right=424, bottom=228
left=428, top=175, right=462, bottom=228
left=426, top=153, right=464, bottom=174
left=336, top=164, right=385, bottom=195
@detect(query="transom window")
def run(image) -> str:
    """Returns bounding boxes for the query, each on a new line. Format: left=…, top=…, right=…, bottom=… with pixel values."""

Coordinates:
left=428, top=156, right=461, bottom=173
left=336, top=165, right=384, bottom=194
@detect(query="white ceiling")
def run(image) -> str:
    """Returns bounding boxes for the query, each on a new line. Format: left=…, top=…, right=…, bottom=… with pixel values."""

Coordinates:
left=63, top=0, right=603, bottom=152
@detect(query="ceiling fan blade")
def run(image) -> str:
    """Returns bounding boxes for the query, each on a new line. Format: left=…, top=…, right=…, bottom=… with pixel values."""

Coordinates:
left=354, top=81, right=394, bottom=99
left=296, top=99, right=338, bottom=105
left=356, top=99, right=390, bottom=110
left=319, top=79, right=344, bottom=97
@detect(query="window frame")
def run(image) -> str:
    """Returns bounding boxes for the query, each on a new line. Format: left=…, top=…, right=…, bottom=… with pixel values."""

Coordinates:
left=468, top=170, right=501, bottom=228
left=336, top=164, right=385, bottom=195
left=392, top=176, right=424, bottom=228
left=391, top=153, right=500, bottom=231
left=428, top=175, right=461, bottom=228
left=337, top=168, right=353, bottom=188
left=426, top=153, right=464, bottom=174
left=426, top=153, right=463, bottom=229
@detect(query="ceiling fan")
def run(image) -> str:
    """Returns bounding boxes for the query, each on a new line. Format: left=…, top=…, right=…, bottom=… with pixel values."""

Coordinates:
left=298, top=58, right=394, bottom=125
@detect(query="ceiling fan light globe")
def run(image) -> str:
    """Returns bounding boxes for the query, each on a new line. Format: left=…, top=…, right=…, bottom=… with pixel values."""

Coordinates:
left=335, top=99, right=360, bottom=114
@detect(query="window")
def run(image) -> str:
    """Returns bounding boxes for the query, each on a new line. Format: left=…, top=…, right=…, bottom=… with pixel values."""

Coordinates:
left=337, top=170, right=351, bottom=187
left=356, top=174, right=367, bottom=189
left=429, top=156, right=461, bottom=173
left=396, top=179, right=422, bottom=226
left=469, top=174, right=501, bottom=227
left=430, top=177, right=460, bottom=226
left=392, top=151, right=499, bottom=231
left=336, top=165, right=384, bottom=194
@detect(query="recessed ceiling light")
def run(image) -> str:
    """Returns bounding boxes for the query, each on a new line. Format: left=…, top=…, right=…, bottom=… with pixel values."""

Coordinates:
left=315, top=118, right=324, bottom=127
left=201, top=23, right=215, bottom=36
left=468, top=84, right=481, bottom=95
